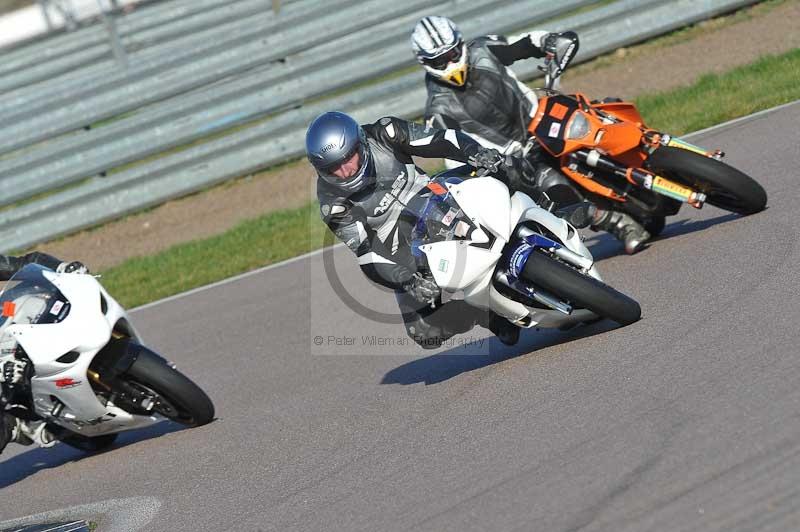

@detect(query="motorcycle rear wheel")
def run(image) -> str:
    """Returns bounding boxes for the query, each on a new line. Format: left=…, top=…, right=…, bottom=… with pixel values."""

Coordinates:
left=123, top=349, right=215, bottom=427
left=644, top=215, right=666, bottom=238
left=522, top=251, right=641, bottom=326
left=645, top=146, right=766, bottom=215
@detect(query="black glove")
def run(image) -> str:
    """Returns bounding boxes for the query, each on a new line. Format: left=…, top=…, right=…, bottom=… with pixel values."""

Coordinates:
left=502, top=155, right=527, bottom=185
left=1, top=358, right=27, bottom=386
left=403, top=272, right=440, bottom=305
left=498, top=155, right=538, bottom=192
left=542, top=32, right=559, bottom=57
left=467, top=147, right=504, bottom=176
left=57, top=261, right=89, bottom=274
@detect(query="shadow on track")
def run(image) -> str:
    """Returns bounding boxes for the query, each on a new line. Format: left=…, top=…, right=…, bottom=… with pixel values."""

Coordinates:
left=381, top=212, right=736, bottom=386
left=586, top=212, right=739, bottom=261
left=0, top=421, right=186, bottom=489
left=381, top=320, right=617, bottom=386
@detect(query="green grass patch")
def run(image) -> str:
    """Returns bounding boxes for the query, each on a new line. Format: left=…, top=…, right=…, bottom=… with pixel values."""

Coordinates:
left=99, top=47, right=800, bottom=307
left=567, top=0, right=790, bottom=76
left=100, top=201, right=330, bottom=308
left=635, top=47, right=800, bottom=135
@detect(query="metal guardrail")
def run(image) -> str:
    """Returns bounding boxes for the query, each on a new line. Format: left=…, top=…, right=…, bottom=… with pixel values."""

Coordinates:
left=0, top=0, right=299, bottom=92
left=0, top=0, right=308, bottom=76
left=0, top=0, right=592, bottom=203
left=0, top=0, right=357, bottom=123
left=0, top=0, right=499, bottom=179
left=0, top=0, right=760, bottom=252
left=0, top=0, right=142, bottom=50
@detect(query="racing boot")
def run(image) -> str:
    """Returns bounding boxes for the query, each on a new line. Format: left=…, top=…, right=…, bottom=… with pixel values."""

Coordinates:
left=29, top=421, right=57, bottom=448
left=592, top=209, right=650, bottom=255
left=0, top=412, right=33, bottom=454
left=555, top=201, right=597, bottom=229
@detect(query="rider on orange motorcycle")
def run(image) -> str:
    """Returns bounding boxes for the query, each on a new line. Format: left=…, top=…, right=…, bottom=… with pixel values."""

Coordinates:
left=411, top=15, right=650, bottom=254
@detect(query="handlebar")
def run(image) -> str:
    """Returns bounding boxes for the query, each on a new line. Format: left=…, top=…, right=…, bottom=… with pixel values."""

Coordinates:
left=539, top=31, right=579, bottom=90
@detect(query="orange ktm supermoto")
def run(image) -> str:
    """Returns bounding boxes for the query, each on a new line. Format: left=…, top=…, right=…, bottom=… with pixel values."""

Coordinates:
left=526, top=32, right=767, bottom=237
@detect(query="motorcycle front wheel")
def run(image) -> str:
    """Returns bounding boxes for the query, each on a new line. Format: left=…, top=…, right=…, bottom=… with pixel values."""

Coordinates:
left=123, top=349, right=215, bottom=427
left=645, top=146, right=767, bottom=215
left=522, top=250, right=641, bottom=326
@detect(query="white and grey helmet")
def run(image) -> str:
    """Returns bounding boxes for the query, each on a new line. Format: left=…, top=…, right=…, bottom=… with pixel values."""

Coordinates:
left=411, top=16, right=468, bottom=87
left=305, top=111, right=374, bottom=193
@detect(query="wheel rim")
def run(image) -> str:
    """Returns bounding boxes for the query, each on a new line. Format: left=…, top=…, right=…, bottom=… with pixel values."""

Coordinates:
left=127, top=380, right=196, bottom=425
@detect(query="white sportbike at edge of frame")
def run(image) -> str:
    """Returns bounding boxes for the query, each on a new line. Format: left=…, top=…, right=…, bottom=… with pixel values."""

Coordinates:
left=0, top=264, right=214, bottom=450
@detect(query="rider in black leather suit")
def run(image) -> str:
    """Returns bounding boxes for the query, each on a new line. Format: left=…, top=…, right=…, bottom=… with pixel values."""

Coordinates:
left=0, top=251, right=78, bottom=280
left=411, top=16, right=650, bottom=255
left=309, top=112, right=535, bottom=349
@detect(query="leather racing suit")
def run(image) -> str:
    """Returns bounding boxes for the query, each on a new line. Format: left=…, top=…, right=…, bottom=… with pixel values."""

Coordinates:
left=425, top=33, right=546, bottom=156
left=424, top=32, right=582, bottom=203
left=317, top=116, right=515, bottom=349
left=424, top=33, right=651, bottom=252
left=0, top=251, right=64, bottom=281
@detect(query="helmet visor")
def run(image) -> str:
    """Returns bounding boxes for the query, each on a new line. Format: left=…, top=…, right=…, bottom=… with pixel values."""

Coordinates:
left=325, top=147, right=362, bottom=179
left=318, top=140, right=371, bottom=190
left=422, top=43, right=463, bottom=70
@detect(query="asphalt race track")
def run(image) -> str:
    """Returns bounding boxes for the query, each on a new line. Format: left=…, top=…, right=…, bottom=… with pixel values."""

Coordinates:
left=2, top=102, right=800, bottom=531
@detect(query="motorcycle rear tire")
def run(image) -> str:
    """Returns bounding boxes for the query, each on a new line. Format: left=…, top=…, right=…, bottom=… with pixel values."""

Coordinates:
left=644, top=215, right=666, bottom=237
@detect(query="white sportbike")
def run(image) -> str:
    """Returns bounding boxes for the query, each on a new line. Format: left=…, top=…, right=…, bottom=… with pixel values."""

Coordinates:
left=409, top=168, right=641, bottom=331
left=0, top=264, right=214, bottom=452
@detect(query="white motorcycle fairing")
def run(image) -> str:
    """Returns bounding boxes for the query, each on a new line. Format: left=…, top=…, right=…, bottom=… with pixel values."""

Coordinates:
left=3, top=270, right=160, bottom=437
left=418, top=177, right=601, bottom=329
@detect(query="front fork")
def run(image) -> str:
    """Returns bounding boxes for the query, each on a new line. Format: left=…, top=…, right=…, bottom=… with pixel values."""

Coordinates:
left=569, top=148, right=708, bottom=209
left=660, top=134, right=725, bottom=160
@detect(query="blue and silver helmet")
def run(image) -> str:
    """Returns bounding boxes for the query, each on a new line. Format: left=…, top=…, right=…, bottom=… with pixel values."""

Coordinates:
left=305, top=111, right=374, bottom=193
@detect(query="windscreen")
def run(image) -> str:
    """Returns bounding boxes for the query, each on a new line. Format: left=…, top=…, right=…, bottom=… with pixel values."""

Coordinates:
left=0, top=264, right=71, bottom=328
left=409, top=175, right=476, bottom=255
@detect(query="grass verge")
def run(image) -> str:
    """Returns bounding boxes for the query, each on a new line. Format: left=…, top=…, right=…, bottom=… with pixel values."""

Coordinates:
left=100, top=202, right=329, bottom=307
left=101, top=47, right=800, bottom=308
left=567, top=0, right=790, bottom=76
left=635, top=47, right=800, bottom=135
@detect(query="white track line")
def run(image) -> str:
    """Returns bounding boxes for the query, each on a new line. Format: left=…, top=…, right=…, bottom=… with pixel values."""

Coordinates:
left=0, top=496, right=161, bottom=532
left=685, top=99, right=800, bottom=139
left=132, top=99, right=799, bottom=313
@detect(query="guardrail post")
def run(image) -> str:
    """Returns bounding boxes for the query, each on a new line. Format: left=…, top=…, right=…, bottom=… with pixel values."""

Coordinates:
left=97, top=0, right=128, bottom=70
left=38, top=0, right=79, bottom=31
left=37, top=0, right=55, bottom=30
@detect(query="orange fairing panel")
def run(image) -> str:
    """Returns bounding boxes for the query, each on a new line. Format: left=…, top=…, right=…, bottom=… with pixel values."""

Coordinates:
left=427, top=182, right=448, bottom=195
left=560, top=164, right=626, bottom=203
left=595, top=121, right=646, bottom=157
left=550, top=103, right=569, bottom=120
left=595, top=102, right=646, bottom=126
